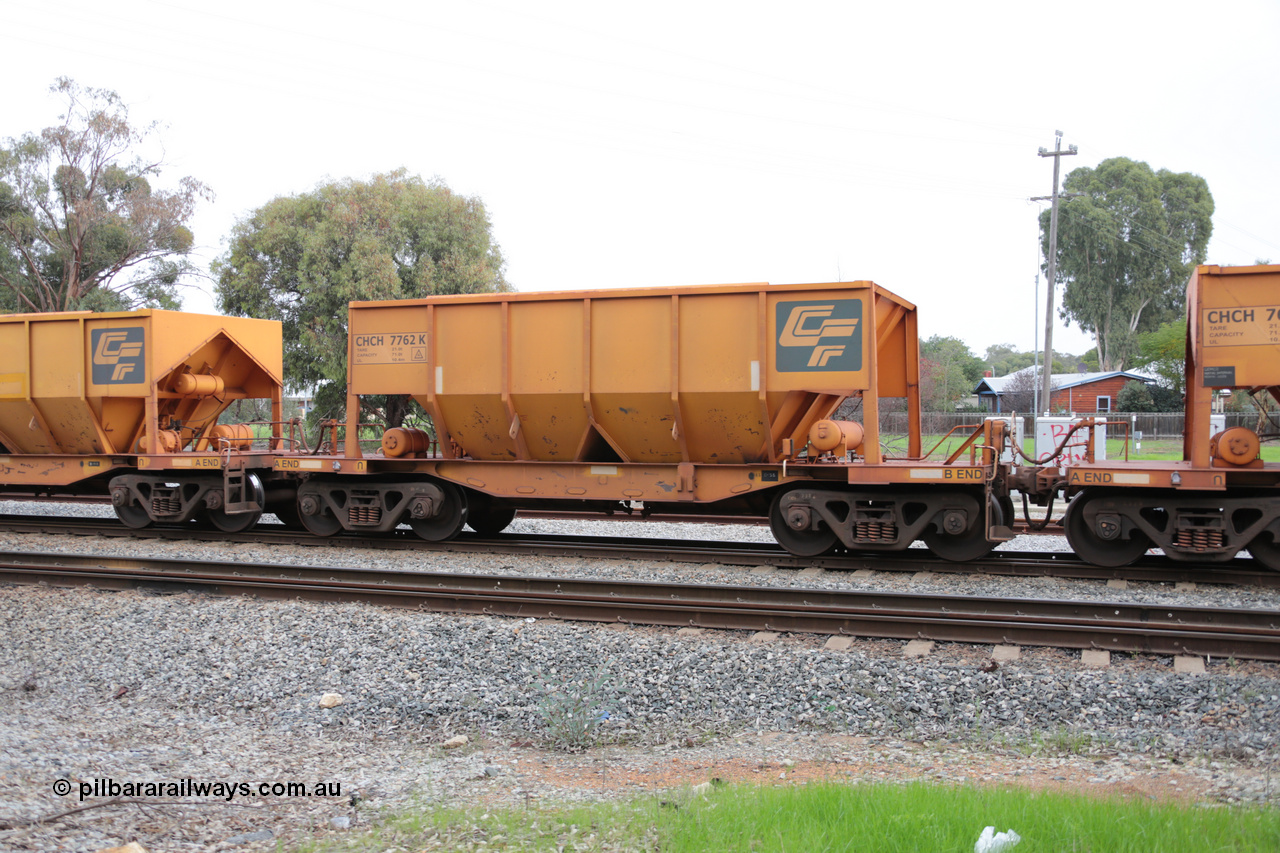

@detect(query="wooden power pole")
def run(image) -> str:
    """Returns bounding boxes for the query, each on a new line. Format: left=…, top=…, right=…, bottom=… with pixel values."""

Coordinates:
left=1034, top=131, right=1077, bottom=414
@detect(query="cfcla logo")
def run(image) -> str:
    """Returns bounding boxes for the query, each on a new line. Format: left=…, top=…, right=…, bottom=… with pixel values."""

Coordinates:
left=775, top=299, right=862, bottom=372
left=91, top=328, right=145, bottom=384
left=779, top=305, right=860, bottom=366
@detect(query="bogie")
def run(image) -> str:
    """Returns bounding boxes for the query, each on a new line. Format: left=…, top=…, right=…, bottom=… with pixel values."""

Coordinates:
left=1062, top=489, right=1280, bottom=568
left=294, top=478, right=467, bottom=540
left=109, top=473, right=264, bottom=531
left=768, top=486, right=1005, bottom=560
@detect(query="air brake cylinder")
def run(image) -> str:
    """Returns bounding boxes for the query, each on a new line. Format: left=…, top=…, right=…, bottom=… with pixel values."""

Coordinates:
left=808, top=420, right=865, bottom=456
left=210, top=423, right=254, bottom=451
left=174, top=373, right=226, bottom=396
left=382, top=427, right=432, bottom=457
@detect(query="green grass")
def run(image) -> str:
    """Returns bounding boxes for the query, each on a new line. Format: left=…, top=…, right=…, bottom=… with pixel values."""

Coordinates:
left=662, top=782, right=1280, bottom=853
left=298, top=781, right=1280, bottom=852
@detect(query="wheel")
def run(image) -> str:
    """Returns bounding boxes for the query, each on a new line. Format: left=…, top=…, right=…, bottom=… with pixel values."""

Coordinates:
left=467, top=504, right=517, bottom=536
left=206, top=474, right=265, bottom=534
left=299, top=506, right=344, bottom=537
left=296, top=486, right=345, bottom=537
left=1000, top=495, right=1017, bottom=528
left=1248, top=533, right=1280, bottom=572
left=1063, top=492, right=1151, bottom=567
left=409, top=481, right=468, bottom=542
left=114, top=502, right=153, bottom=530
left=922, top=497, right=1002, bottom=562
left=769, top=491, right=840, bottom=557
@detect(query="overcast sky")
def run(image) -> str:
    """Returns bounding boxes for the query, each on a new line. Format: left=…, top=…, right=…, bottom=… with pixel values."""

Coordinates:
left=6, top=0, right=1278, bottom=359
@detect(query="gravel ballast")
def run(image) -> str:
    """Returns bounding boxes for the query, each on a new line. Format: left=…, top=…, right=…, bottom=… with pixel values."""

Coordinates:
left=2, top=505, right=1279, bottom=851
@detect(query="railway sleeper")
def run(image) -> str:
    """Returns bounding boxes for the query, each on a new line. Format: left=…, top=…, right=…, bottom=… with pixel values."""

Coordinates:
left=1066, top=488, right=1280, bottom=567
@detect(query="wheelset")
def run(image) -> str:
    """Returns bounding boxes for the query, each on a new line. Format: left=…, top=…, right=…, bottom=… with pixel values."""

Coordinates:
left=768, top=490, right=840, bottom=557
left=1063, top=490, right=1152, bottom=568
left=409, top=481, right=468, bottom=542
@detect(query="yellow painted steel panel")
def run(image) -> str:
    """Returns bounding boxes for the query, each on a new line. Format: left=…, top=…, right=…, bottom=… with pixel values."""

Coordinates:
left=348, top=304, right=431, bottom=394
left=593, top=392, right=682, bottom=463
left=590, top=298, right=671, bottom=394
left=0, top=310, right=282, bottom=457
left=438, top=393, right=515, bottom=458
left=678, top=293, right=757, bottom=393
left=1193, top=265, right=1280, bottom=389
left=678, top=294, right=764, bottom=463
left=348, top=280, right=917, bottom=466
left=508, top=300, right=587, bottom=460
left=34, top=321, right=94, bottom=394
left=508, top=394, right=584, bottom=459
left=436, top=303, right=503, bottom=396
left=874, top=297, right=912, bottom=397
left=679, top=391, right=769, bottom=463
left=588, top=298, right=677, bottom=461
left=146, top=311, right=283, bottom=390
left=510, top=300, right=584, bottom=393
left=1185, top=264, right=1280, bottom=469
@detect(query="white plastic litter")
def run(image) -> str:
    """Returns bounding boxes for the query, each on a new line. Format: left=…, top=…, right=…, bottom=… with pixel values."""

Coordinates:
left=974, top=825, right=1022, bottom=853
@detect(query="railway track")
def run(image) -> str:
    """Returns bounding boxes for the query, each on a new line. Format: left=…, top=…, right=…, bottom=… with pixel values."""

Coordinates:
left=0, top=512, right=1275, bottom=588
left=0, top=495, right=1064, bottom=535
left=515, top=510, right=1063, bottom=536
left=2, top=549, right=1277, bottom=660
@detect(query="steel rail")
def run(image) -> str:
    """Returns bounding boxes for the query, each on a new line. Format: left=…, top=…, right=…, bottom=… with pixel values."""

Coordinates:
left=1, top=550, right=1278, bottom=660
left=514, top=510, right=1062, bottom=536
left=0, top=498, right=1060, bottom=534
left=0, top=512, right=1275, bottom=588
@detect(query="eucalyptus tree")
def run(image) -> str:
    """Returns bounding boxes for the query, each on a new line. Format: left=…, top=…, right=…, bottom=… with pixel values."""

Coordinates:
left=1042, top=157, right=1212, bottom=370
left=214, top=170, right=509, bottom=427
left=0, top=78, right=210, bottom=312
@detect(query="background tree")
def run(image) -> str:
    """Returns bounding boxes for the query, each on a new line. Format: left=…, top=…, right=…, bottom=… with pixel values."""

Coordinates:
left=1044, top=157, right=1212, bottom=371
left=982, top=343, right=1084, bottom=377
left=918, top=336, right=985, bottom=410
left=1131, top=318, right=1187, bottom=398
left=982, top=343, right=1036, bottom=377
left=1226, top=390, right=1280, bottom=434
left=1116, top=380, right=1156, bottom=412
left=214, top=170, right=509, bottom=429
left=0, top=78, right=211, bottom=312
